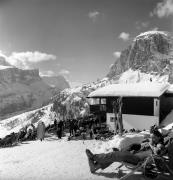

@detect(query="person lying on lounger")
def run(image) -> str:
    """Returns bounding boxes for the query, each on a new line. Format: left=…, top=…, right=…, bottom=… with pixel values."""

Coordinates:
left=86, top=125, right=173, bottom=173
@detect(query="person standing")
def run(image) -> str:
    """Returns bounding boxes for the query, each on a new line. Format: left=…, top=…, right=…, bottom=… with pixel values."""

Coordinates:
left=69, top=119, right=74, bottom=136
left=73, top=119, right=78, bottom=136
left=89, top=119, right=94, bottom=139
left=31, top=123, right=36, bottom=140
left=54, top=119, right=57, bottom=130
left=57, top=120, right=64, bottom=139
left=37, top=121, right=46, bottom=141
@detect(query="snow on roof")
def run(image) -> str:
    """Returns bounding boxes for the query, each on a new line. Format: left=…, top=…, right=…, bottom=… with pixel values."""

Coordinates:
left=88, top=82, right=170, bottom=98
left=0, top=65, right=13, bottom=70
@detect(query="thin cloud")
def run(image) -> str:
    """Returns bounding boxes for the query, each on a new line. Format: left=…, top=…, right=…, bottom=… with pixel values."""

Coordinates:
left=59, top=69, right=70, bottom=76
left=119, top=32, right=130, bottom=41
left=88, top=11, right=100, bottom=22
left=136, top=21, right=149, bottom=30
left=113, top=51, right=121, bottom=58
left=150, top=27, right=159, bottom=31
left=7, top=51, right=56, bottom=69
left=70, top=81, right=82, bottom=88
left=151, top=0, right=173, bottom=18
left=40, top=70, right=56, bottom=77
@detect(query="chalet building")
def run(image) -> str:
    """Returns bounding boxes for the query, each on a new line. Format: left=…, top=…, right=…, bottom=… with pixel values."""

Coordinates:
left=88, top=83, right=173, bottom=131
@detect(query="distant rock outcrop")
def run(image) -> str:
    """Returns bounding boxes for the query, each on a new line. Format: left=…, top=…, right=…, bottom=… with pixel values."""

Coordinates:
left=41, top=75, right=70, bottom=91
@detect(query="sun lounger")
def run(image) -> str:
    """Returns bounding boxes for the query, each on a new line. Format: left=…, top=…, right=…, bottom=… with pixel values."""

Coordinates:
left=115, top=153, right=173, bottom=180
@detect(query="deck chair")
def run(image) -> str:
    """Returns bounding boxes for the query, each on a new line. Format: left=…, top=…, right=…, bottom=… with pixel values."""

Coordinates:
left=115, top=152, right=173, bottom=180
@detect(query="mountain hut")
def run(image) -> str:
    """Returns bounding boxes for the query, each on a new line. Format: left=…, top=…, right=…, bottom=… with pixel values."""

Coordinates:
left=88, top=83, right=173, bottom=131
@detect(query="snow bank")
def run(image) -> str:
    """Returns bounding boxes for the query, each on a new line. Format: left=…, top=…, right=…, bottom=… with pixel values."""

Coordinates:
left=93, top=132, right=150, bottom=154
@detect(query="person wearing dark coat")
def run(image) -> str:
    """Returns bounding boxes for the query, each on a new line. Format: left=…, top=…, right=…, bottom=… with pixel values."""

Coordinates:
left=54, top=119, right=58, bottom=130
left=69, top=119, right=74, bottom=136
left=30, top=123, right=36, bottom=140
left=57, top=120, right=64, bottom=139
left=73, top=119, right=78, bottom=136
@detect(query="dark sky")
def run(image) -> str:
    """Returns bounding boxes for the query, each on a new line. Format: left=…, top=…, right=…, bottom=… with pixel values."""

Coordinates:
left=0, top=0, right=172, bottom=87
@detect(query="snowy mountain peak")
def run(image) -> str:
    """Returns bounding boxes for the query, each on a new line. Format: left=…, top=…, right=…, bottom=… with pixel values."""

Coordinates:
left=107, top=30, right=173, bottom=83
left=135, top=30, right=169, bottom=40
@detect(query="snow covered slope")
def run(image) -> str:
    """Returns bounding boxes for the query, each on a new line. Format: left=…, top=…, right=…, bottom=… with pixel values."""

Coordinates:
left=0, top=104, right=56, bottom=138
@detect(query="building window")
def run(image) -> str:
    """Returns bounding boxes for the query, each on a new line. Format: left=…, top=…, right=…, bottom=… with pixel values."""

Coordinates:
left=89, top=98, right=100, bottom=105
left=100, top=104, right=106, bottom=111
left=101, top=98, right=106, bottom=104
left=122, top=97, right=153, bottom=116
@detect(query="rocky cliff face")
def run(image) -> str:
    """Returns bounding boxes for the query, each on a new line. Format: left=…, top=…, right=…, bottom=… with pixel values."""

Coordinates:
left=0, top=57, right=70, bottom=119
left=107, top=31, right=173, bottom=83
left=0, top=67, right=41, bottom=84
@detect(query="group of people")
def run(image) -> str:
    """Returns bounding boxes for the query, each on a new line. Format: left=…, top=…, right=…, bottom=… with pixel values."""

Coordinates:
left=67, top=117, right=102, bottom=140
left=86, top=125, right=173, bottom=175
left=69, top=119, right=78, bottom=136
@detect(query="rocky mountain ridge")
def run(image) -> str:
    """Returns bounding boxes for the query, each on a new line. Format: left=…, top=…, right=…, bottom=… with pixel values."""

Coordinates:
left=0, top=67, right=41, bottom=84
left=0, top=57, right=70, bottom=119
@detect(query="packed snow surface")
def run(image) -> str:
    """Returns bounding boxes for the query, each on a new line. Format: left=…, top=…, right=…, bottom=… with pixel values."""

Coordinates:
left=0, top=133, right=169, bottom=180
left=88, top=82, right=170, bottom=98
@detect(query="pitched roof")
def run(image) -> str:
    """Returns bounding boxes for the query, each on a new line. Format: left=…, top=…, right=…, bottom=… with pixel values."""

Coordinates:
left=88, top=82, right=170, bottom=98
